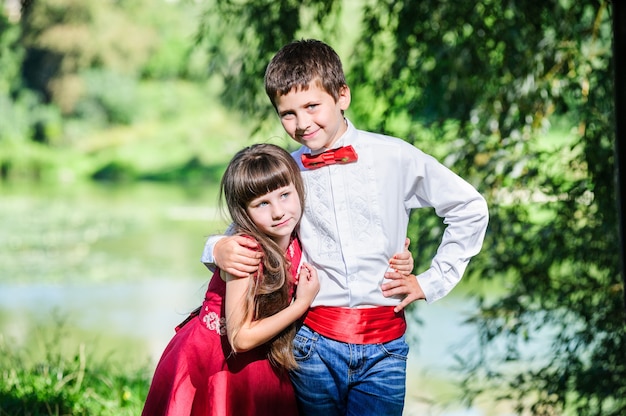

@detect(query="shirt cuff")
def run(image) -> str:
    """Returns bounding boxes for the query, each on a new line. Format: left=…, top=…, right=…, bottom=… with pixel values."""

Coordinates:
left=200, top=235, right=225, bottom=270
left=415, top=268, right=454, bottom=304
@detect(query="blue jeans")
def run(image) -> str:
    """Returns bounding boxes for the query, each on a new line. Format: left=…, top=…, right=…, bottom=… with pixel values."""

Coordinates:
left=290, top=324, right=409, bottom=416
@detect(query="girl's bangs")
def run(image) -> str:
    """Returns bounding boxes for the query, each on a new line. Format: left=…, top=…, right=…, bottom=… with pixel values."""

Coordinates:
left=243, top=159, right=292, bottom=201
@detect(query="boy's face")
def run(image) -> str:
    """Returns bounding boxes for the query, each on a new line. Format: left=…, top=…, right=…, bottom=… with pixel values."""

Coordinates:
left=274, top=82, right=351, bottom=151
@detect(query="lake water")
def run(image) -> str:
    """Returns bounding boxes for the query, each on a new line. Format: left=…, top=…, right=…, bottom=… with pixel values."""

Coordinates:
left=0, top=182, right=513, bottom=415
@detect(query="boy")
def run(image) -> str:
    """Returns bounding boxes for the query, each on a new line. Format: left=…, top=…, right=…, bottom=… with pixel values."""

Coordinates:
left=202, top=39, right=489, bottom=415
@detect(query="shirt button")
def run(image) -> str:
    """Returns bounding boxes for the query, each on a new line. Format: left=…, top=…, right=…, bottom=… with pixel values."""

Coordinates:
left=349, top=275, right=357, bottom=281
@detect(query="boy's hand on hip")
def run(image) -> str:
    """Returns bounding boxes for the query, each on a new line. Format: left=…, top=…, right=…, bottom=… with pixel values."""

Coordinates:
left=381, top=271, right=425, bottom=312
left=214, top=235, right=262, bottom=278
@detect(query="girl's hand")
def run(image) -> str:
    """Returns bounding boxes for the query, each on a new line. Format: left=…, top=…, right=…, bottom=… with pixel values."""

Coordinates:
left=294, top=263, right=320, bottom=306
left=389, top=238, right=413, bottom=276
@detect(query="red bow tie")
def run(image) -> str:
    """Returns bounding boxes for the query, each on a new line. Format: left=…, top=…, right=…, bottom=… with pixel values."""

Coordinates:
left=301, top=145, right=358, bottom=170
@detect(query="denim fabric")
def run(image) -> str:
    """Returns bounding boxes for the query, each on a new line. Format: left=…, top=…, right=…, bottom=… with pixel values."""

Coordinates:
left=290, top=325, right=408, bottom=416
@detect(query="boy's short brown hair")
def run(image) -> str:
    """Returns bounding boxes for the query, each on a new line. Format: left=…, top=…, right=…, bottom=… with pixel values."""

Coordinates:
left=264, top=39, right=347, bottom=108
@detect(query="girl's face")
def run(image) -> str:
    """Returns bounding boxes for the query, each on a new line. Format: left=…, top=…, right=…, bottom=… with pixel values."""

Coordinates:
left=246, top=183, right=302, bottom=250
left=275, top=82, right=350, bottom=151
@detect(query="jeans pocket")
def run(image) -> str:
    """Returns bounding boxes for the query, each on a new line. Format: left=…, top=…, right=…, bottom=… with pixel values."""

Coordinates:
left=293, top=325, right=317, bottom=361
left=378, top=336, right=409, bottom=361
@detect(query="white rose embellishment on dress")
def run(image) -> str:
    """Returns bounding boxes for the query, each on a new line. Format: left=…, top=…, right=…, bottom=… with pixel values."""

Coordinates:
left=202, top=308, right=226, bottom=335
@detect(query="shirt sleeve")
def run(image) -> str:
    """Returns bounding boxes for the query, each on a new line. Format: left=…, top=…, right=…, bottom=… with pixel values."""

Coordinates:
left=200, top=223, right=236, bottom=271
left=406, top=148, right=489, bottom=303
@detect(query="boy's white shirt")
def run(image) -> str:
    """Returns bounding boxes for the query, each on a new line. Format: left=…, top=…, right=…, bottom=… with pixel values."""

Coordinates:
left=202, top=119, right=488, bottom=306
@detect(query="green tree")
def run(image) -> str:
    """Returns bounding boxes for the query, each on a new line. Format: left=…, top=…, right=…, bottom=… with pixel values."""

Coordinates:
left=0, top=6, right=62, bottom=180
left=2, top=0, right=217, bottom=182
left=198, top=0, right=625, bottom=414
left=19, top=0, right=156, bottom=115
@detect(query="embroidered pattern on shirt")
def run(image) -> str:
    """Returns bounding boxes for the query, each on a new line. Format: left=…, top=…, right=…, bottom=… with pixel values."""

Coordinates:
left=344, top=165, right=379, bottom=243
left=304, top=170, right=341, bottom=260
left=202, top=309, right=226, bottom=335
left=303, top=156, right=383, bottom=261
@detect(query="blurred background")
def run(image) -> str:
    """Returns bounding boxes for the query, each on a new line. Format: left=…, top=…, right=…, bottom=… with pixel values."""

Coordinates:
left=0, top=0, right=623, bottom=415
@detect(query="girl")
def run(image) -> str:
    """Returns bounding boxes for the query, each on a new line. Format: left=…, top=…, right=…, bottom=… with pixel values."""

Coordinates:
left=142, top=143, right=319, bottom=416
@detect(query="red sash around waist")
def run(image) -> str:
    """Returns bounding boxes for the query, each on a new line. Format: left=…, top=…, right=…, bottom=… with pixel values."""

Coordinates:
left=303, top=306, right=406, bottom=344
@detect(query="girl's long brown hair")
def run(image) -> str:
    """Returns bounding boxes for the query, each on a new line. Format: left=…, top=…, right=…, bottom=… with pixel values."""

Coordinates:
left=219, top=143, right=305, bottom=370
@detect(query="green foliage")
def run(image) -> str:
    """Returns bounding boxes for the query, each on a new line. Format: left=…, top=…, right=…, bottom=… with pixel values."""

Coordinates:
left=0, top=11, right=21, bottom=96
left=141, top=35, right=194, bottom=80
left=0, top=0, right=233, bottom=183
left=197, top=0, right=343, bottom=128
left=20, top=0, right=157, bottom=113
left=196, top=0, right=624, bottom=414
left=139, top=0, right=209, bottom=80
left=78, top=79, right=254, bottom=184
left=75, top=70, right=139, bottom=126
left=369, top=1, right=625, bottom=414
left=0, top=10, right=66, bottom=181
left=0, top=320, right=149, bottom=416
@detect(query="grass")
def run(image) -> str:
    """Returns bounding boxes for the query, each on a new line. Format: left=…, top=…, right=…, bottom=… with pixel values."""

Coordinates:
left=0, top=318, right=150, bottom=416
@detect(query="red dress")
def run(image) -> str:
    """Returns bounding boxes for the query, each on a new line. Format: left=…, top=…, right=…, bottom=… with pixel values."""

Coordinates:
left=142, top=238, right=302, bottom=416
